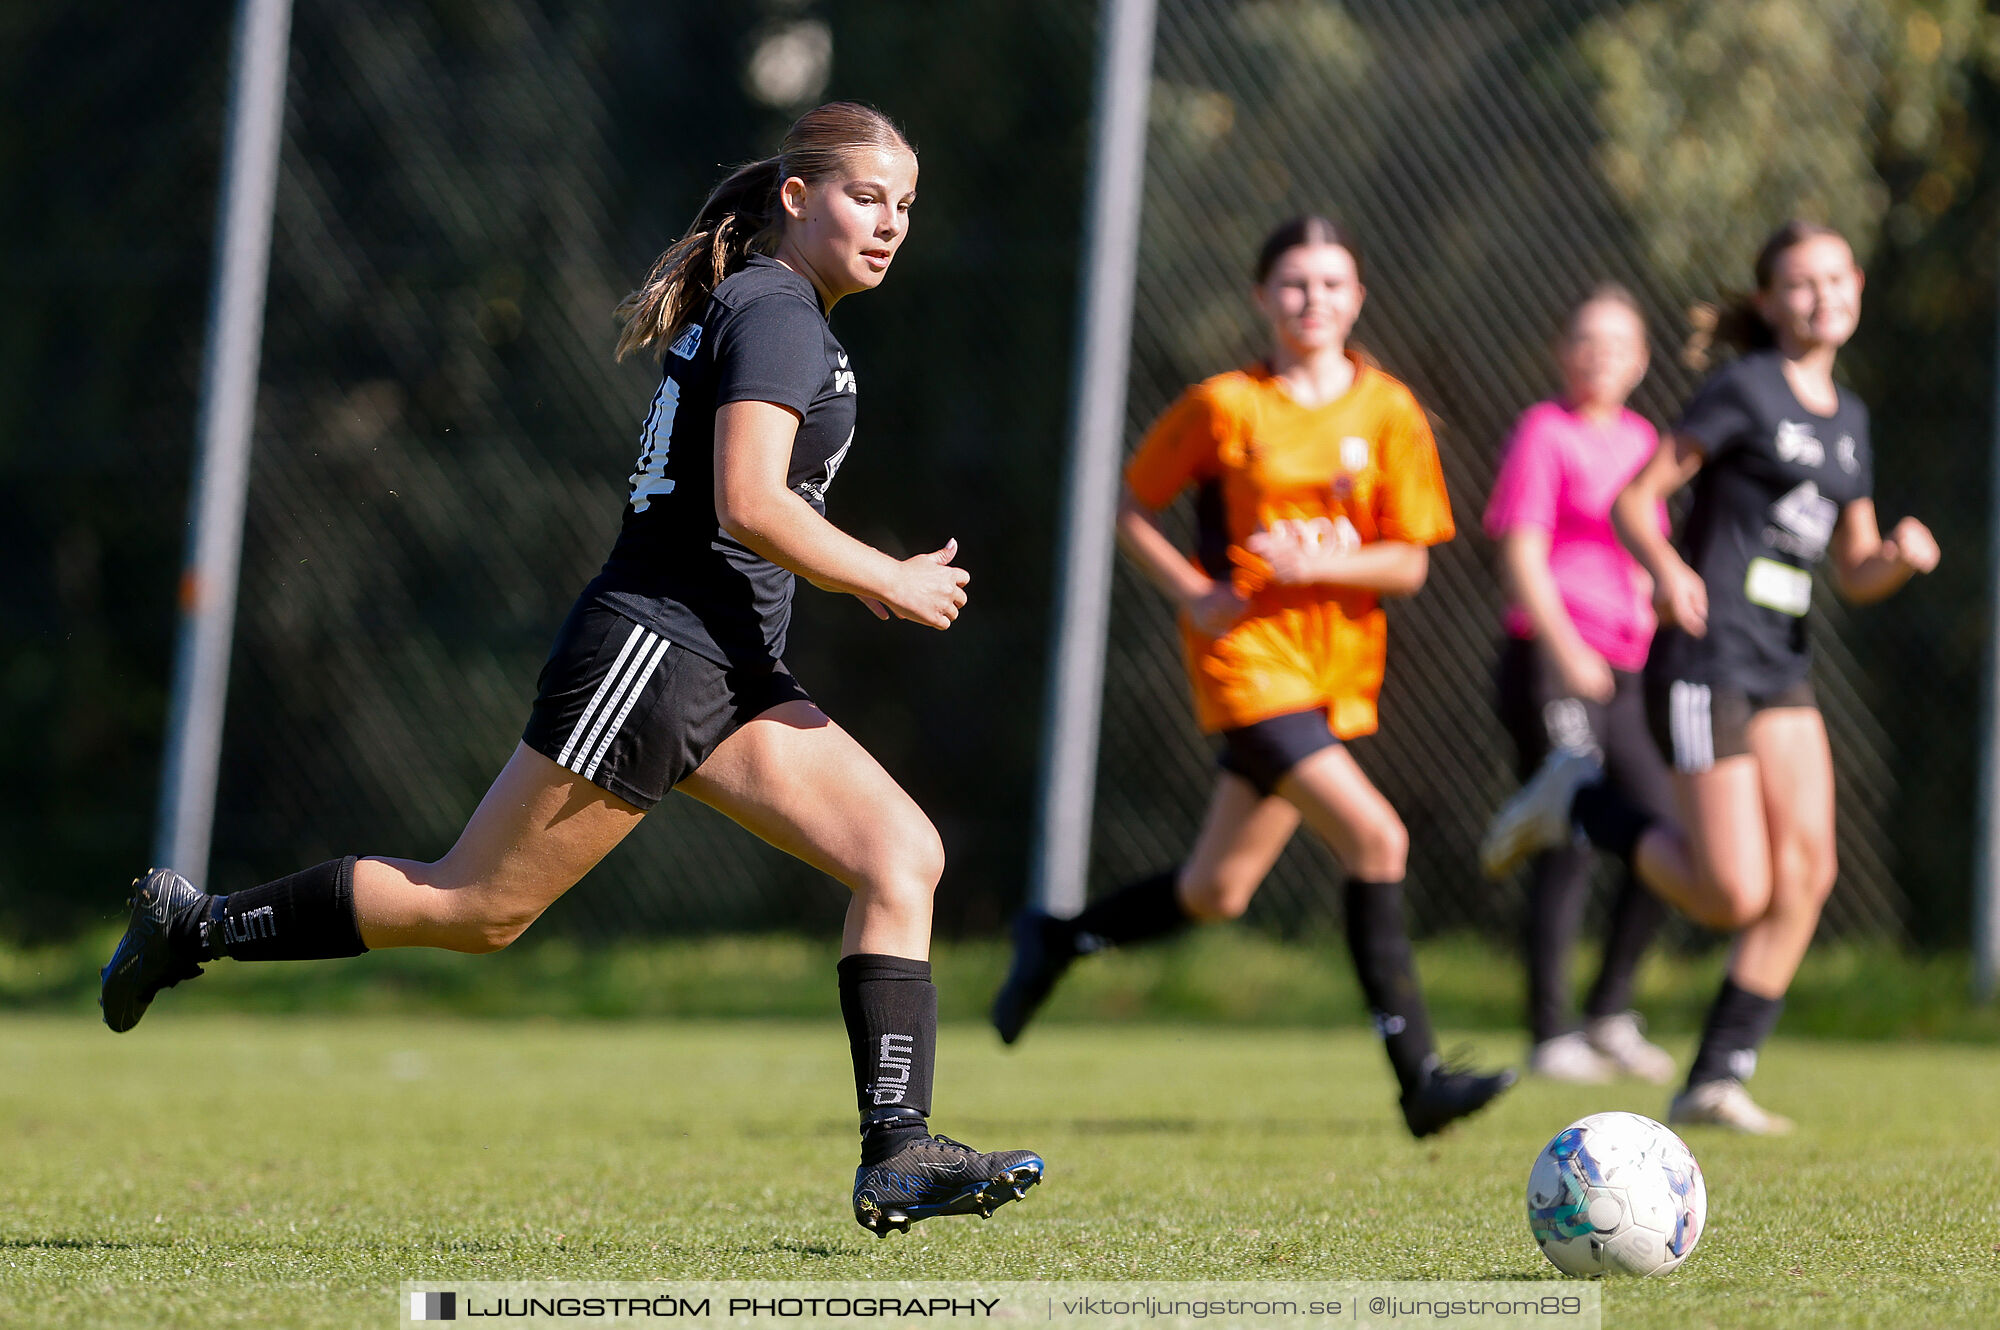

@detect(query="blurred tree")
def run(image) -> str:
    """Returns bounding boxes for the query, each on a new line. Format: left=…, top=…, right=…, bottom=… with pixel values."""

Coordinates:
left=1583, top=0, right=1996, bottom=282
left=0, top=3, right=229, bottom=937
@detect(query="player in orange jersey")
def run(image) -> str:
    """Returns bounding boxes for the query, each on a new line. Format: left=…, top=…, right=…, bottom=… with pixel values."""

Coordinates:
left=993, top=216, right=1514, bottom=1137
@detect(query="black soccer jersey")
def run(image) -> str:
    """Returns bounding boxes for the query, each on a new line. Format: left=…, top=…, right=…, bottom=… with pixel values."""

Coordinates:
left=1649, top=349, right=1873, bottom=694
left=586, top=254, right=858, bottom=668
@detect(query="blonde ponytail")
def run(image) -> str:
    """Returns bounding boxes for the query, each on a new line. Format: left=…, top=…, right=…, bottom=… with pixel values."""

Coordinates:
left=614, top=158, right=782, bottom=362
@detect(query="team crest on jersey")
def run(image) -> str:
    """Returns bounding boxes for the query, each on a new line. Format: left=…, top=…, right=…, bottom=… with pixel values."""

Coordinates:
left=1763, top=479, right=1838, bottom=559
left=1775, top=419, right=1824, bottom=467
left=1836, top=435, right=1858, bottom=473
left=668, top=323, right=703, bottom=360
left=1339, top=436, right=1371, bottom=473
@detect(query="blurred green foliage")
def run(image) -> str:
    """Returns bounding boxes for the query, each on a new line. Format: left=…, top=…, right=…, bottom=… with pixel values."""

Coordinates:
left=1586, top=0, right=1997, bottom=281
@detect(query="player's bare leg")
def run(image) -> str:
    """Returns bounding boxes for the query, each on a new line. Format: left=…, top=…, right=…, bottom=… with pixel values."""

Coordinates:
left=1664, top=756, right=1773, bottom=932
left=101, top=744, right=642, bottom=1031
left=680, top=700, right=1044, bottom=1234
left=993, top=774, right=1296, bottom=1044
left=1278, top=746, right=1516, bottom=1137
left=1276, top=744, right=1405, bottom=878
left=679, top=700, right=939, bottom=958
left=1670, top=713, right=1830, bottom=1134
left=1733, top=708, right=1837, bottom=994
left=1173, top=776, right=1301, bottom=921
left=355, top=744, right=646, bottom=951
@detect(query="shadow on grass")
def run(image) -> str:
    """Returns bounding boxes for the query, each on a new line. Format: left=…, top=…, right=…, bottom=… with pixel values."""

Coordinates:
left=765, top=1239, right=850, bottom=1259
left=3, top=1238, right=147, bottom=1251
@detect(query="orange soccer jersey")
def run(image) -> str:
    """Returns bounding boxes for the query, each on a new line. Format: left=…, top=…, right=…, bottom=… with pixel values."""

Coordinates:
left=1123, top=353, right=1455, bottom=739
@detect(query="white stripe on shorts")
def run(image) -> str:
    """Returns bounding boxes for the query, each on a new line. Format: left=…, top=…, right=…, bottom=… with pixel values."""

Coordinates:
left=564, top=631, right=667, bottom=780
left=1694, top=684, right=1714, bottom=770
left=581, top=635, right=670, bottom=780
left=1668, top=680, right=1714, bottom=774
left=557, top=623, right=653, bottom=770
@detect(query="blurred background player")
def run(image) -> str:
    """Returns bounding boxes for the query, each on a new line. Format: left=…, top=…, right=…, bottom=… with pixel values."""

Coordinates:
left=1494, top=220, right=1939, bottom=1132
left=992, top=216, right=1514, bottom=1138
left=1482, top=286, right=1680, bottom=1086
left=99, top=102, right=1043, bottom=1233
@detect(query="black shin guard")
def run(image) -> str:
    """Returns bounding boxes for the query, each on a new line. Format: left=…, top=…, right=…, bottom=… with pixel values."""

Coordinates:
left=1583, top=870, right=1670, bottom=1021
left=838, top=954, right=937, bottom=1164
left=1070, top=870, right=1191, bottom=951
left=206, top=856, right=367, bottom=962
left=1342, top=879, right=1438, bottom=1093
left=1685, top=976, right=1785, bottom=1089
left=1523, top=846, right=1593, bottom=1044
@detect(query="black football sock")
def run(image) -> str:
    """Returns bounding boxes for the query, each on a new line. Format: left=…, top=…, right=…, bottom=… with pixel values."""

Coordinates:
left=1583, top=870, right=1670, bottom=1021
left=202, top=856, right=368, bottom=962
left=1571, top=783, right=1651, bottom=862
left=1523, top=846, right=1593, bottom=1044
left=168, top=892, right=220, bottom=959
left=1070, top=869, right=1192, bottom=952
left=838, top=953, right=937, bottom=1164
left=1343, top=879, right=1438, bottom=1094
left=1684, top=976, right=1784, bottom=1089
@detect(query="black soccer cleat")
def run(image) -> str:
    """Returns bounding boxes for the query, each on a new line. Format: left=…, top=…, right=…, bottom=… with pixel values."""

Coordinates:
left=851, top=1134, right=1045, bottom=1237
left=100, top=868, right=210, bottom=1033
left=1399, top=1059, right=1517, bottom=1139
left=990, top=909, right=1077, bottom=1045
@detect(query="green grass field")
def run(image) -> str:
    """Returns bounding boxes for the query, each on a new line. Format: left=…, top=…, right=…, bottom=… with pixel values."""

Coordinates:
left=4, top=1011, right=1998, bottom=1329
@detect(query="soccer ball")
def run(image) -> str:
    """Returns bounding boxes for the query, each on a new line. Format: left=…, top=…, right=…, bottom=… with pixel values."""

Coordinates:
left=1526, top=1111, right=1706, bottom=1277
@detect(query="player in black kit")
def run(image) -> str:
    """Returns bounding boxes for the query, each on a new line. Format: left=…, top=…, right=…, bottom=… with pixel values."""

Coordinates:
left=1598, top=222, right=1934, bottom=1132
left=99, top=101, right=1043, bottom=1232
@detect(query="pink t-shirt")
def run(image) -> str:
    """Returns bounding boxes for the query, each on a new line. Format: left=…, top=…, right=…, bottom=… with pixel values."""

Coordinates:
left=1483, top=400, right=1667, bottom=672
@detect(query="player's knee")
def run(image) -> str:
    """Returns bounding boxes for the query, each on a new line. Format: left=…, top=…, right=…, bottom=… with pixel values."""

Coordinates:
left=898, top=814, right=947, bottom=893
left=1352, top=815, right=1408, bottom=881
left=1700, top=865, right=1771, bottom=930
left=1773, top=836, right=1837, bottom=909
left=1713, top=896, right=1766, bottom=932
left=857, top=808, right=945, bottom=902
left=1179, top=870, right=1253, bottom=922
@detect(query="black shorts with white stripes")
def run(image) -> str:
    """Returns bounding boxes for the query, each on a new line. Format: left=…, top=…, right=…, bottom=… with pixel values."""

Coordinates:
left=521, top=598, right=812, bottom=809
left=1644, top=674, right=1816, bottom=774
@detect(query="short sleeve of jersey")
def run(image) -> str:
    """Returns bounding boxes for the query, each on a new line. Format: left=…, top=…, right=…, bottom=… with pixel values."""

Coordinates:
left=1676, top=364, right=1755, bottom=462
left=1125, top=383, right=1225, bottom=509
left=1483, top=407, right=1561, bottom=539
left=1851, top=400, right=1875, bottom=502
left=1376, top=388, right=1455, bottom=545
left=710, top=291, right=827, bottom=415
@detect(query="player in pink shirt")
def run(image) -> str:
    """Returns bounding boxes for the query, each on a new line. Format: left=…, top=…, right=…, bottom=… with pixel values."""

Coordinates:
left=1480, top=286, right=1688, bottom=1084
